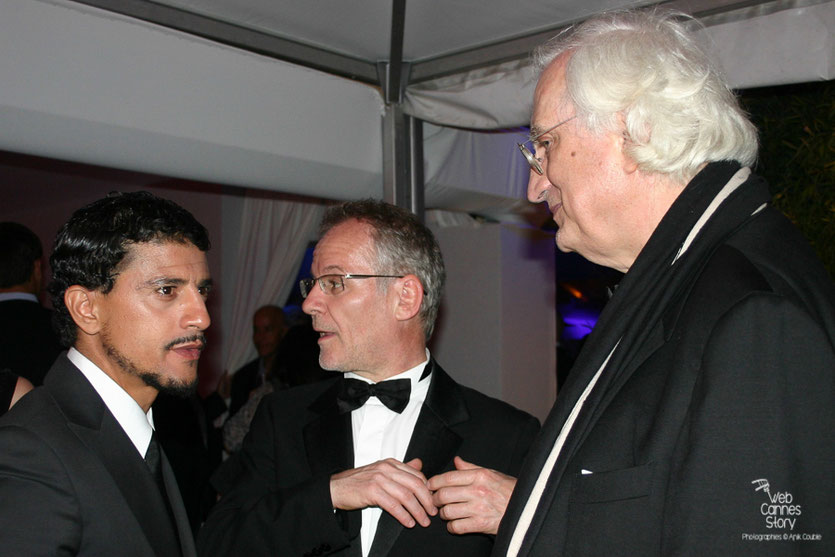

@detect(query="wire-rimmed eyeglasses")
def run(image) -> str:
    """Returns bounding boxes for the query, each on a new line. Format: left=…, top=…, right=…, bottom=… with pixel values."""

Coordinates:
left=300, top=273, right=405, bottom=298
left=517, top=116, right=576, bottom=175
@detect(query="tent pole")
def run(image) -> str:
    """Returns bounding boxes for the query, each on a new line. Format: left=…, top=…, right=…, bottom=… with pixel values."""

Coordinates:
left=381, top=104, right=425, bottom=222
left=379, top=0, right=425, bottom=220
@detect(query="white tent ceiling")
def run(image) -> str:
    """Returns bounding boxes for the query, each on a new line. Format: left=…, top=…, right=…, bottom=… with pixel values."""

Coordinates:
left=1, top=0, right=833, bottom=217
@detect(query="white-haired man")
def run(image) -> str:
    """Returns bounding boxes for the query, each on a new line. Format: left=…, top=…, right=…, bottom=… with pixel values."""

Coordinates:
left=483, top=10, right=833, bottom=557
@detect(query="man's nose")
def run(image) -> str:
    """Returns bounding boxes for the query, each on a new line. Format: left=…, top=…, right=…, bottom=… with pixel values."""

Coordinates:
left=183, top=289, right=211, bottom=330
left=301, top=286, right=323, bottom=316
left=527, top=167, right=551, bottom=203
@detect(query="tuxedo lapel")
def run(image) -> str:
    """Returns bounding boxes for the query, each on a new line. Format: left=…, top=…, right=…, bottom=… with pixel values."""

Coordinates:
left=46, top=356, right=182, bottom=557
left=304, top=381, right=359, bottom=557
left=304, top=380, right=354, bottom=479
left=406, top=363, right=467, bottom=478
left=368, top=362, right=467, bottom=557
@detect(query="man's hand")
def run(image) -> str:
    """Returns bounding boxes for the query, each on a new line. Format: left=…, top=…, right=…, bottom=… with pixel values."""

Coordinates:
left=427, top=456, right=516, bottom=535
left=330, top=458, right=437, bottom=528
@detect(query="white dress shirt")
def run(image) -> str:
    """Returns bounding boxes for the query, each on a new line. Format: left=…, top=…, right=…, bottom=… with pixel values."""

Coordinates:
left=347, top=350, right=431, bottom=557
left=67, top=347, right=155, bottom=458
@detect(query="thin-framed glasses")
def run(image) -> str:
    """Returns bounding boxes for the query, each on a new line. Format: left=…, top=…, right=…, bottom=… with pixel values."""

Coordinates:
left=517, top=115, right=577, bottom=175
left=299, top=273, right=405, bottom=298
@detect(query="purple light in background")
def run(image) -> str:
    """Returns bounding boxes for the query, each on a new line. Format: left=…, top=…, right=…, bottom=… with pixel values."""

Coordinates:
left=561, top=307, right=599, bottom=341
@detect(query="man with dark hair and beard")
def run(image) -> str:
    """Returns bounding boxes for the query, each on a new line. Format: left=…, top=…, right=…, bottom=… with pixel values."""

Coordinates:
left=0, top=191, right=211, bottom=557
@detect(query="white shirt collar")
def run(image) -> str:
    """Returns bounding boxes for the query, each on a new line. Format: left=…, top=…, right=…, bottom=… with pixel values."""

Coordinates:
left=0, top=292, right=39, bottom=303
left=67, top=347, right=154, bottom=457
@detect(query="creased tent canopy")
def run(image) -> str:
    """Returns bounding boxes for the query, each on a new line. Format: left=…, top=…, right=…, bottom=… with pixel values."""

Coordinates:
left=0, top=0, right=833, bottom=220
left=405, top=0, right=835, bottom=128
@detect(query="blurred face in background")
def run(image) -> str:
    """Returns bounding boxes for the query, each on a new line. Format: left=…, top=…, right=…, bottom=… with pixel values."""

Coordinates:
left=252, top=306, right=285, bottom=358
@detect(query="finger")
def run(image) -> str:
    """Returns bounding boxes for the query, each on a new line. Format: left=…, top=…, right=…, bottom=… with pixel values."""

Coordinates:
left=405, top=457, right=423, bottom=471
left=377, top=476, right=436, bottom=526
left=427, top=468, right=474, bottom=491
left=399, top=489, right=434, bottom=526
left=431, top=484, right=469, bottom=506
left=374, top=489, right=422, bottom=528
left=453, top=455, right=479, bottom=470
left=387, top=458, right=425, bottom=478
left=445, top=516, right=485, bottom=536
left=403, top=475, right=438, bottom=519
left=441, top=502, right=503, bottom=536
left=437, top=499, right=471, bottom=521
left=377, top=461, right=437, bottom=519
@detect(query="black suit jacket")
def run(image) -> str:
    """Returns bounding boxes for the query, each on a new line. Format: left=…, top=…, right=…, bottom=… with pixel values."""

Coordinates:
left=198, top=360, right=540, bottom=557
left=494, top=176, right=835, bottom=556
left=0, top=353, right=197, bottom=557
left=0, top=298, right=62, bottom=385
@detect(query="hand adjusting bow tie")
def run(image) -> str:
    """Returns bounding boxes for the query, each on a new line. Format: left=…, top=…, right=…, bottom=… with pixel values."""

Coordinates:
left=337, top=378, right=411, bottom=414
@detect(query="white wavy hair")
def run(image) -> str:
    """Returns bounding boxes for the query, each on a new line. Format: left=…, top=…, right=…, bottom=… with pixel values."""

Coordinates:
left=534, top=10, right=758, bottom=184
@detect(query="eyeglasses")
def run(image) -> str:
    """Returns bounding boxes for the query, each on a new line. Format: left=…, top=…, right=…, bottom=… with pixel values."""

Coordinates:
left=517, top=116, right=576, bottom=175
left=300, top=273, right=405, bottom=298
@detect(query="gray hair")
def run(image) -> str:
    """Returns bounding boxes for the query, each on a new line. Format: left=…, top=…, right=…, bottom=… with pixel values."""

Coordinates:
left=320, top=199, right=445, bottom=340
left=534, top=10, right=758, bottom=184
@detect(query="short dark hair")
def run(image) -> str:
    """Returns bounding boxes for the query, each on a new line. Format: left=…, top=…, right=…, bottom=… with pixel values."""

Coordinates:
left=49, top=191, right=210, bottom=346
left=320, top=199, right=445, bottom=340
left=0, top=222, right=43, bottom=288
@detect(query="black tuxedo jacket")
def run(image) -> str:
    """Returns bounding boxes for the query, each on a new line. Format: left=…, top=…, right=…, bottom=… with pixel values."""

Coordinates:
left=494, top=171, right=835, bottom=556
left=198, top=360, right=540, bottom=557
left=0, top=353, right=197, bottom=557
left=0, top=298, right=62, bottom=385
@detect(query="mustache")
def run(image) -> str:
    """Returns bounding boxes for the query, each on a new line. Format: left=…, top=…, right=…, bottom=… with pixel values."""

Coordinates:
left=165, top=334, right=207, bottom=351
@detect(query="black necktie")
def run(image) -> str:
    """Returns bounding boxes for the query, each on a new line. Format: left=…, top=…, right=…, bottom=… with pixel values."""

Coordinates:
left=144, top=431, right=181, bottom=540
left=337, top=378, right=411, bottom=414
left=144, top=431, right=165, bottom=492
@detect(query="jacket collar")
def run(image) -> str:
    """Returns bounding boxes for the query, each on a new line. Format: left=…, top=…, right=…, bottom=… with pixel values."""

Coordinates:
left=45, top=353, right=189, bottom=557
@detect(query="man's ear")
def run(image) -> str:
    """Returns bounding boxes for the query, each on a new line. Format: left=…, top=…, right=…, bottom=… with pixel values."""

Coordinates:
left=393, top=275, right=423, bottom=322
left=616, top=112, right=640, bottom=174
left=64, top=286, right=102, bottom=336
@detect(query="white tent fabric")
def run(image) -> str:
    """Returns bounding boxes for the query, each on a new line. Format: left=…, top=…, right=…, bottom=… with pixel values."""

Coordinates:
left=706, top=0, right=835, bottom=89
left=0, top=0, right=385, bottom=202
left=405, top=60, right=539, bottom=130
left=2, top=0, right=832, bottom=212
left=423, top=123, right=543, bottom=223
left=404, top=0, right=835, bottom=129
left=2, top=0, right=832, bottom=215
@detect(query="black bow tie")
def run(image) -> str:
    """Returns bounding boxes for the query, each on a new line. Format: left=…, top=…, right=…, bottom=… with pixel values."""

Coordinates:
left=337, top=378, right=411, bottom=414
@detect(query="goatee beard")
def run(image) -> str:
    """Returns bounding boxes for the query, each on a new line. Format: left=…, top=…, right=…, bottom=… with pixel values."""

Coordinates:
left=103, top=337, right=199, bottom=398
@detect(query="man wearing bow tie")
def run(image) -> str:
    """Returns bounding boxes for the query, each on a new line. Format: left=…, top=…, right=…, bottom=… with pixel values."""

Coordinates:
left=198, top=200, right=539, bottom=557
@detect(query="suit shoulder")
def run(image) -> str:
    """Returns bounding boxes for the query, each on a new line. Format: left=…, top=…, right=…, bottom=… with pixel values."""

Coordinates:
left=1, top=385, right=58, bottom=424
left=670, top=217, right=835, bottom=339
left=456, top=383, right=538, bottom=426
left=699, top=244, right=771, bottom=296
left=259, top=377, right=340, bottom=414
left=0, top=387, right=74, bottom=455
